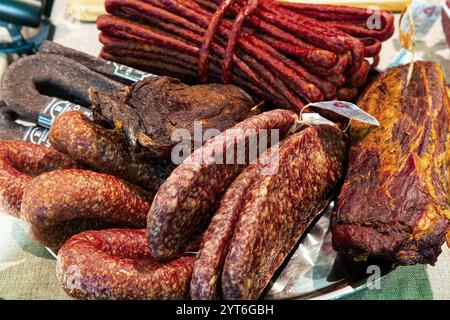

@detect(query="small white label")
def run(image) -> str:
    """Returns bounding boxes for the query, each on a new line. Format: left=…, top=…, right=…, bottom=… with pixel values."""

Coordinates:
left=389, top=48, right=425, bottom=69
left=109, top=62, right=155, bottom=82
left=308, top=101, right=380, bottom=126
left=301, top=113, right=337, bottom=127
left=400, top=0, right=442, bottom=40
left=23, top=126, right=51, bottom=147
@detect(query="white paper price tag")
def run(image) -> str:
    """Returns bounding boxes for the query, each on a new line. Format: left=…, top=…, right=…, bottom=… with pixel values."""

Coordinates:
left=389, top=48, right=425, bottom=69
left=400, top=0, right=442, bottom=40
left=301, top=113, right=337, bottom=127
left=308, top=101, right=380, bottom=126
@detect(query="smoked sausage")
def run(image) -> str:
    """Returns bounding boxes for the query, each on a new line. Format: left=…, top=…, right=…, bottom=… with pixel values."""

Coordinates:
left=221, top=125, right=348, bottom=300
left=21, top=169, right=153, bottom=250
left=0, top=141, right=79, bottom=218
left=147, top=109, right=297, bottom=260
left=49, top=111, right=168, bottom=192
left=57, top=229, right=194, bottom=300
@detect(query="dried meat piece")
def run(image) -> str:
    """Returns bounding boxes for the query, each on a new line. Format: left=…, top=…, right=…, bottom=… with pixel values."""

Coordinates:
left=0, top=103, right=47, bottom=144
left=90, top=76, right=255, bottom=158
left=332, top=61, right=450, bottom=265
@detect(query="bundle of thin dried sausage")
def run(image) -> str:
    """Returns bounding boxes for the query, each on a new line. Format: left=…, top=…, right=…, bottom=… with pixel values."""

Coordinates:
left=96, top=0, right=394, bottom=111
left=89, top=75, right=256, bottom=158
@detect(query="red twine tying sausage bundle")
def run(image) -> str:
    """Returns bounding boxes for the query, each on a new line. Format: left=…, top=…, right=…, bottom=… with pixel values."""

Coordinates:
left=199, top=0, right=260, bottom=84
left=97, top=0, right=395, bottom=111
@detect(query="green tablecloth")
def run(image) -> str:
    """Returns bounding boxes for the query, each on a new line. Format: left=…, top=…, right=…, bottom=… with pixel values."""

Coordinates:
left=342, top=266, right=434, bottom=300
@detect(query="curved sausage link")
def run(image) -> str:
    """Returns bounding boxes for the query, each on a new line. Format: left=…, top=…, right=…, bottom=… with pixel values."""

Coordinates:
left=0, top=54, right=123, bottom=125
left=0, top=141, right=79, bottom=218
left=222, top=125, right=348, bottom=300
left=346, top=59, right=370, bottom=87
left=49, top=111, right=168, bottom=192
left=147, top=109, right=298, bottom=260
left=57, top=229, right=194, bottom=300
left=21, top=169, right=152, bottom=250
left=191, top=163, right=261, bottom=300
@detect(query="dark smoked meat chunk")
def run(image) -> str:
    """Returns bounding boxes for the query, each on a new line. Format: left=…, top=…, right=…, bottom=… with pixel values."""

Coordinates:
left=332, top=62, right=450, bottom=266
left=90, top=76, right=255, bottom=158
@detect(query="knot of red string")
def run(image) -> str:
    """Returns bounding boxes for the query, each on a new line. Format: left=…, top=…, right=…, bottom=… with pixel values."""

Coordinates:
left=199, top=0, right=260, bottom=84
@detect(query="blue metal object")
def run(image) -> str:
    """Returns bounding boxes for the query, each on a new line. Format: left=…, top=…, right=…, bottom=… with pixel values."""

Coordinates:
left=0, top=0, right=53, bottom=55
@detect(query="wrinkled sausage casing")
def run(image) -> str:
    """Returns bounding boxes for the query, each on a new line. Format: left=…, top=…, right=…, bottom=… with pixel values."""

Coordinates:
left=57, top=229, right=194, bottom=300
left=333, top=62, right=450, bottom=265
left=147, top=109, right=297, bottom=261
left=191, top=163, right=261, bottom=300
left=0, top=141, right=79, bottom=218
left=21, top=169, right=153, bottom=250
left=50, top=111, right=168, bottom=193
left=0, top=54, right=123, bottom=126
left=219, top=125, right=348, bottom=300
